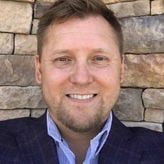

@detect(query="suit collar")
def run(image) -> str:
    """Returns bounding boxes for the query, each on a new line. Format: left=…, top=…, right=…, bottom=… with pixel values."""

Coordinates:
left=17, top=112, right=142, bottom=163
left=99, top=114, right=142, bottom=164
left=17, top=112, right=59, bottom=164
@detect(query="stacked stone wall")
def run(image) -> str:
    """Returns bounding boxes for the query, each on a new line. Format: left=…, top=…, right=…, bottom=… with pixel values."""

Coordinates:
left=0, top=0, right=163, bottom=132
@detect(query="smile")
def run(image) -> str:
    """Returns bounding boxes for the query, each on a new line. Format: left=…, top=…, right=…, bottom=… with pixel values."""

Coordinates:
left=66, top=94, right=97, bottom=100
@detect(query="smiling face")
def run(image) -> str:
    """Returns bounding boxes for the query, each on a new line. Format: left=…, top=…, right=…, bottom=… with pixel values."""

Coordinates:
left=35, top=15, right=124, bottom=133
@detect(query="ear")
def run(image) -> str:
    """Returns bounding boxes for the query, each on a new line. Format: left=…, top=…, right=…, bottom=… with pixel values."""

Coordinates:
left=35, top=55, right=42, bottom=85
left=120, top=55, right=124, bottom=84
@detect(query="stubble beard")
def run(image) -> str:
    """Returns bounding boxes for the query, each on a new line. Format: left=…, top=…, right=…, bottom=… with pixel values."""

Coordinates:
left=55, top=103, right=106, bottom=133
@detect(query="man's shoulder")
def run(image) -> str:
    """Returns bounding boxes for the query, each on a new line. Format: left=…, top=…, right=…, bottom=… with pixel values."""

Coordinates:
left=127, top=126, right=164, bottom=151
left=0, top=116, right=37, bottom=131
left=0, top=117, right=39, bottom=162
left=0, top=116, right=44, bottom=148
left=112, top=115, right=164, bottom=151
left=129, top=126, right=164, bottom=139
left=0, top=117, right=36, bottom=143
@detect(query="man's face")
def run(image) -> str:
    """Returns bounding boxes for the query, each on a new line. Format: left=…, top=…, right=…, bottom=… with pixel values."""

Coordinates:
left=35, top=16, right=124, bottom=133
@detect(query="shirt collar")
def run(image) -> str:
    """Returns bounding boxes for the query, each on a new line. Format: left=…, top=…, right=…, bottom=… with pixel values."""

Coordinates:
left=47, top=111, right=112, bottom=156
left=89, top=112, right=112, bottom=156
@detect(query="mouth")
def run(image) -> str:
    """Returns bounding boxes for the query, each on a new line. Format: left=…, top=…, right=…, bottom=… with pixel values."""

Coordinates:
left=66, top=94, right=97, bottom=100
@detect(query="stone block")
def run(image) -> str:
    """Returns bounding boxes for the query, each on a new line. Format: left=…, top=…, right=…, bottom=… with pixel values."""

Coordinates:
left=34, top=1, right=52, bottom=18
left=31, top=109, right=46, bottom=117
left=0, top=110, right=30, bottom=121
left=37, top=0, right=56, bottom=2
left=122, top=121, right=163, bottom=132
left=0, top=86, right=46, bottom=109
left=12, top=0, right=34, bottom=2
left=103, top=0, right=135, bottom=4
left=0, top=55, right=36, bottom=86
left=32, top=19, right=39, bottom=35
left=143, top=89, right=164, bottom=109
left=123, top=54, right=164, bottom=88
left=145, top=108, right=164, bottom=123
left=0, top=1, right=32, bottom=34
left=120, top=15, right=164, bottom=53
left=15, top=35, right=37, bottom=55
left=0, top=33, right=13, bottom=54
left=107, top=0, right=149, bottom=18
left=17, top=0, right=34, bottom=2
left=113, top=88, right=144, bottom=121
left=151, top=0, right=164, bottom=15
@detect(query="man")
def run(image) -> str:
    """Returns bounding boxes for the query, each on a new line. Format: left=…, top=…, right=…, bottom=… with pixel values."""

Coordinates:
left=0, top=0, right=163, bottom=164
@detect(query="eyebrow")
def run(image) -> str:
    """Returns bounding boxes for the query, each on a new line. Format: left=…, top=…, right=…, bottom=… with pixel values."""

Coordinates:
left=52, top=49, right=69, bottom=54
left=91, top=48, right=109, bottom=53
left=52, top=48, right=110, bottom=56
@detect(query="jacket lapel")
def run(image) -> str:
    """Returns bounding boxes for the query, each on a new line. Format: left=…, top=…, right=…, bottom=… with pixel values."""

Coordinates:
left=16, top=112, right=143, bottom=163
left=16, top=113, right=59, bottom=164
left=99, top=114, right=142, bottom=164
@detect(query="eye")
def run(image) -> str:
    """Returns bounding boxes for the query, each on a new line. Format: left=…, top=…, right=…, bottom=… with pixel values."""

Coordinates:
left=91, top=55, right=110, bottom=66
left=53, top=56, right=73, bottom=68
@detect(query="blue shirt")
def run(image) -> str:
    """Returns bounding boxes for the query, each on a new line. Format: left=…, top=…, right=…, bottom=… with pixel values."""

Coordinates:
left=47, top=111, right=112, bottom=164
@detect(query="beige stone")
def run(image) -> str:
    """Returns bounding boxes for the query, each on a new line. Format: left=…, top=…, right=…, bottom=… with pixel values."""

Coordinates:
left=0, top=110, right=30, bottom=121
left=31, top=109, right=46, bottom=117
left=0, top=33, right=13, bottom=54
left=0, top=55, right=36, bottom=86
left=107, top=0, right=149, bottom=17
left=143, top=89, right=164, bottom=109
left=37, top=0, right=56, bottom=2
left=145, top=108, right=164, bottom=123
left=15, top=35, right=37, bottom=55
left=32, top=19, right=39, bottom=35
left=0, top=86, right=46, bottom=109
left=123, top=54, right=164, bottom=88
left=12, top=0, right=34, bottom=2
left=151, top=0, right=164, bottom=15
left=122, top=121, right=163, bottom=132
left=0, top=1, right=32, bottom=34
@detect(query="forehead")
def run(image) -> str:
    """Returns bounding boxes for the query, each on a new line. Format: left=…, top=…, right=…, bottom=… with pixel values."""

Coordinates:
left=41, top=15, right=119, bottom=55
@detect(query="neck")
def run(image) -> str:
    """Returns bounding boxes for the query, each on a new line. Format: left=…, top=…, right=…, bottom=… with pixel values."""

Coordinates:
left=53, top=119, right=101, bottom=163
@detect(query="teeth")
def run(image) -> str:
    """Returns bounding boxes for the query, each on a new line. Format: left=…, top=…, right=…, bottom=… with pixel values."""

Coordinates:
left=69, top=94, right=94, bottom=100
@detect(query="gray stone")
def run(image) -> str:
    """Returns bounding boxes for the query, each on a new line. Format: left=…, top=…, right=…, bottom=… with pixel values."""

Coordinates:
left=122, top=121, right=163, bottom=132
left=0, top=86, right=46, bottom=109
left=143, top=89, right=164, bottom=109
left=0, top=55, right=36, bottom=86
left=34, top=1, right=52, bottom=18
left=0, top=33, right=13, bottom=54
left=145, top=108, right=164, bottom=123
left=123, top=54, right=164, bottom=88
left=107, top=0, right=149, bottom=18
left=103, top=0, right=135, bottom=4
left=0, top=109, right=30, bottom=121
left=0, top=1, right=32, bottom=34
left=31, top=109, right=46, bottom=117
left=120, top=15, right=164, bottom=53
left=15, top=35, right=37, bottom=55
left=113, top=88, right=144, bottom=121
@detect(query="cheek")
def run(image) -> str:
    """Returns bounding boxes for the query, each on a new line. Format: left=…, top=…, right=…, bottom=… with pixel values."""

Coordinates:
left=42, top=68, right=68, bottom=85
left=96, top=66, right=121, bottom=84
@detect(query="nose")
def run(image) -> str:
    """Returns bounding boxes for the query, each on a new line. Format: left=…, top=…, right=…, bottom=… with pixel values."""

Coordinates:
left=69, top=62, right=94, bottom=85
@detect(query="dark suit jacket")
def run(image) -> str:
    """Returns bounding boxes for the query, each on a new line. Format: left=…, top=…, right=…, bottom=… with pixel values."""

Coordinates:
left=0, top=112, right=164, bottom=164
